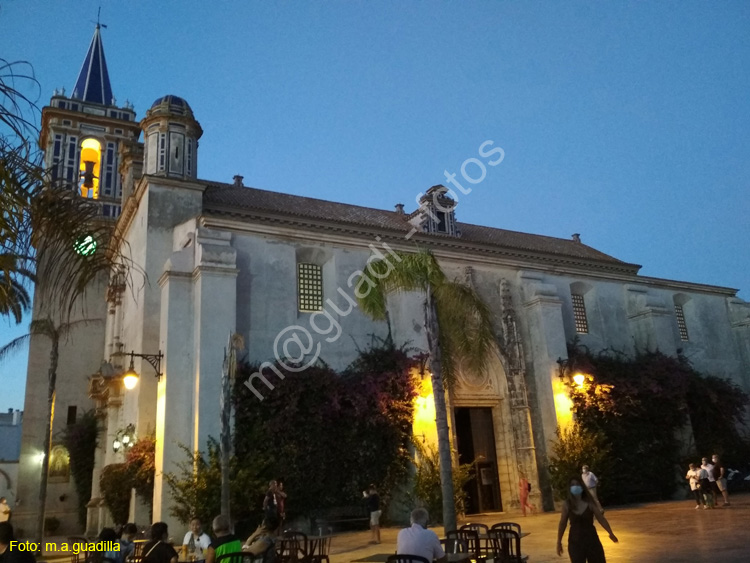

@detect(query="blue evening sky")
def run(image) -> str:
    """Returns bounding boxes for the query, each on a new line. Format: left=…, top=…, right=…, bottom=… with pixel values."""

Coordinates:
left=1, top=1, right=749, bottom=412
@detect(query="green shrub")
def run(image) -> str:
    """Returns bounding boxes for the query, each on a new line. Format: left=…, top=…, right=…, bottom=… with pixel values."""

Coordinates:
left=100, top=463, right=132, bottom=525
left=548, top=424, right=610, bottom=500
left=410, top=441, right=473, bottom=522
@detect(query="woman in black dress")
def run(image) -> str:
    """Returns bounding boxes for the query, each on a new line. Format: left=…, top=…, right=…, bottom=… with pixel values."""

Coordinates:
left=556, top=477, right=618, bottom=563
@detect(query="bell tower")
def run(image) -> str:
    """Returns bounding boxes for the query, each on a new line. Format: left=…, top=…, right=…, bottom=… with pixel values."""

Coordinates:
left=140, top=95, right=203, bottom=180
left=39, top=24, right=141, bottom=218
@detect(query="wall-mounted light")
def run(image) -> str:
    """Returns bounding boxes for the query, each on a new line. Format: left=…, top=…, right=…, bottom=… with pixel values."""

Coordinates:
left=115, top=350, right=164, bottom=389
left=112, top=424, right=136, bottom=453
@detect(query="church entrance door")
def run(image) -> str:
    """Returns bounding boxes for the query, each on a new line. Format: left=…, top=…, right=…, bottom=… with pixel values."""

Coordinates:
left=454, top=407, right=502, bottom=513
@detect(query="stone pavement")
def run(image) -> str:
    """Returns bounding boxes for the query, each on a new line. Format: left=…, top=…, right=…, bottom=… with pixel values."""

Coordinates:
left=328, top=492, right=750, bottom=563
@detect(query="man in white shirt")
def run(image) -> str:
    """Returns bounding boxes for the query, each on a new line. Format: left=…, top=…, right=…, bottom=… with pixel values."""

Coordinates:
left=685, top=463, right=703, bottom=508
left=397, top=508, right=446, bottom=563
left=581, top=465, right=603, bottom=512
left=701, top=457, right=718, bottom=507
left=183, top=518, right=212, bottom=554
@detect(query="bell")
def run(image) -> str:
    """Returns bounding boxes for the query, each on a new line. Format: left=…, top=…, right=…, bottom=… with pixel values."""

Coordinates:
left=81, top=160, right=97, bottom=188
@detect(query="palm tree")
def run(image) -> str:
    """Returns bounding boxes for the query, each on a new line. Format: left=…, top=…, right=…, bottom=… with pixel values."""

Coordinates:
left=1, top=58, right=133, bottom=323
left=0, top=317, right=98, bottom=545
left=357, top=249, right=496, bottom=531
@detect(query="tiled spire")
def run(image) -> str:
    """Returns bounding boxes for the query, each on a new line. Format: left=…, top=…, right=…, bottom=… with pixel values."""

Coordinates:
left=72, top=25, right=114, bottom=105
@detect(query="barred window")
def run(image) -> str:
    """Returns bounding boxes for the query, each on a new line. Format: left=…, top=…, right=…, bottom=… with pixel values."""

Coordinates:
left=675, top=304, right=689, bottom=341
left=572, top=293, right=589, bottom=334
left=298, top=263, right=323, bottom=312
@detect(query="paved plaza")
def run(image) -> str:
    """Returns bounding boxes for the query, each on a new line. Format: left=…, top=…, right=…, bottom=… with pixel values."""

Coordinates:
left=329, top=493, right=750, bottom=563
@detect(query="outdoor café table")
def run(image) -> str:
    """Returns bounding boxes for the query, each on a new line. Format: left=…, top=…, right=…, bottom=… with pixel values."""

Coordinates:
left=306, top=534, right=334, bottom=563
left=350, top=554, right=470, bottom=563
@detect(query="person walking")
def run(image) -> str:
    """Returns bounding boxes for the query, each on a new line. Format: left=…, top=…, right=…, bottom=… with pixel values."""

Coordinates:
left=519, top=477, right=535, bottom=516
left=711, top=455, right=730, bottom=506
left=701, top=457, right=719, bottom=507
left=581, top=465, right=602, bottom=512
left=363, top=484, right=381, bottom=545
left=697, top=464, right=713, bottom=509
left=685, top=463, right=703, bottom=509
left=557, top=477, right=618, bottom=563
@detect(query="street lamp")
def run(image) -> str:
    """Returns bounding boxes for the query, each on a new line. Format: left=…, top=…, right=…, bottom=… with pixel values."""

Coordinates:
left=117, top=350, right=164, bottom=388
left=112, top=423, right=136, bottom=453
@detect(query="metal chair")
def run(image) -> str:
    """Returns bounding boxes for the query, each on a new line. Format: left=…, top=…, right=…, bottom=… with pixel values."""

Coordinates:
left=490, top=522, right=521, bottom=535
left=445, top=530, right=485, bottom=563
left=440, top=538, right=468, bottom=555
left=280, top=531, right=309, bottom=563
left=386, top=555, right=430, bottom=563
left=306, top=534, right=332, bottom=563
left=68, top=537, right=89, bottom=563
left=460, top=523, right=489, bottom=536
left=487, top=529, right=527, bottom=563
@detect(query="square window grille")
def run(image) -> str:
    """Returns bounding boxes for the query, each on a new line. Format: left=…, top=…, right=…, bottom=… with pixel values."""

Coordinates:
left=572, top=293, right=589, bottom=334
left=675, top=304, right=689, bottom=341
left=298, top=263, right=323, bottom=312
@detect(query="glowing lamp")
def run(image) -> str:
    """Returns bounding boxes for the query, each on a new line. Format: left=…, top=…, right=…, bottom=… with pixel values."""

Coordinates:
left=123, top=373, right=139, bottom=390
left=112, top=439, right=121, bottom=453
left=573, top=373, right=585, bottom=386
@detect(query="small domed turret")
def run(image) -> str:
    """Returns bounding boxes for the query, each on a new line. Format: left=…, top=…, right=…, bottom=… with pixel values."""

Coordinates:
left=141, top=94, right=203, bottom=179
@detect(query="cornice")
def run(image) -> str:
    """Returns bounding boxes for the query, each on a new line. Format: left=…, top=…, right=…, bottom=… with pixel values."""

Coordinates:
left=200, top=208, right=738, bottom=297
left=40, top=105, right=141, bottom=148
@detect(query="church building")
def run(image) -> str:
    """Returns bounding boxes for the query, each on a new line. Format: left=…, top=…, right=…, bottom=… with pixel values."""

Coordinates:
left=15, top=27, right=750, bottom=535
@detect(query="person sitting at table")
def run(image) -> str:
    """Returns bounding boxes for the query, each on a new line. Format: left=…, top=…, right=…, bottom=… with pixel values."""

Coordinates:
left=183, top=518, right=212, bottom=556
left=205, top=515, right=242, bottom=563
left=119, top=523, right=139, bottom=562
left=242, top=514, right=280, bottom=561
left=143, top=522, right=179, bottom=563
left=397, top=508, right=446, bottom=563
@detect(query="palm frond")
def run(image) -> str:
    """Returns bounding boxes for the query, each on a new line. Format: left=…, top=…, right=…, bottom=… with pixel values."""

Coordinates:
left=0, top=332, right=30, bottom=362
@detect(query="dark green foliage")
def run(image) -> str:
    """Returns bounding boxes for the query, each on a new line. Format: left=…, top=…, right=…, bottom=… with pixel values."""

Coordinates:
left=548, top=425, right=611, bottom=501
left=100, top=464, right=131, bottom=525
left=410, top=441, right=473, bottom=522
left=163, top=440, right=263, bottom=528
left=59, top=410, right=99, bottom=525
left=232, top=340, right=417, bottom=522
left=125, top=435, right=156, bottom=517
left=686, top=371, right=750, bottom=464
left=558, top=344, right=750, bottom=504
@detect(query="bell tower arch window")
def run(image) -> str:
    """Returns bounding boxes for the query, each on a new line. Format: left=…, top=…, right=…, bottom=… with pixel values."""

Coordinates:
left=79, top=138, right=102, bottom=199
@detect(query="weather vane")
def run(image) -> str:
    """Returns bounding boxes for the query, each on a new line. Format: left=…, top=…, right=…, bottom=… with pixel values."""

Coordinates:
left=92, top=7, right=108, bottom=29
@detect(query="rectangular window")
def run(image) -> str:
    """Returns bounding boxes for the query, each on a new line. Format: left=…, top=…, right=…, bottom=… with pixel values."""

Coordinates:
left=104, top=143, right=115, bottom=196
left=298, top=263, right=323, bottom=312
left=675, top=305, right=689, bottom=341
left=572, top=293, right=589, bottom=334
left=66, top=406, right=77, bottom=426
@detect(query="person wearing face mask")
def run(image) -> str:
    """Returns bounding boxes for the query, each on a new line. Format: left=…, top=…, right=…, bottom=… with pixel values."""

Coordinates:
left=557, top=477, right=618, bottom=563
left=711, top=454, right=730, bottom=506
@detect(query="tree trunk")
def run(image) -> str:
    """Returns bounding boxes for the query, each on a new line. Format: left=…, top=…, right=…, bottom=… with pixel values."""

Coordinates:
left=37, top=331, right=58, bottom=546
left=424, top=286, right=457, bottom=531
left=220, top=340, right=233, bottom=521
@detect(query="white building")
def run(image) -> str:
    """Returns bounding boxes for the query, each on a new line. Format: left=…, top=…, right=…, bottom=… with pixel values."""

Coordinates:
left=15, top=28, right=750, bottom=535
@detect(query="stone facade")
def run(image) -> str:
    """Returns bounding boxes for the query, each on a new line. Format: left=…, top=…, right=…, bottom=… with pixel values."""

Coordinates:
left=16, top=28, right=750, bottom=535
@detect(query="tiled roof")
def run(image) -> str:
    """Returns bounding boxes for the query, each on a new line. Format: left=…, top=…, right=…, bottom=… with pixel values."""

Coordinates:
left=203, top=182, right=638, bottom=269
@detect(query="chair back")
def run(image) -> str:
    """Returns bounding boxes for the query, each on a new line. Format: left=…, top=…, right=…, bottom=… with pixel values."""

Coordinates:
left=445, top=530, right=481, bottom=559
left=490, top=522, right=521, bottom=535
left=131, top=540, right=149, bottom=560
left=440, top=538, right=468, bottom=554
left=487, top=529, right=522, bottom=562
left=386, top=555, right=430, bottom=563
left=460, top=523, right=489, bottom=536
left=280, top=531, right=308, bottom=562
left=307, top=534, right=332, bottom=563
left=68, top=537, right=89, bottom=563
